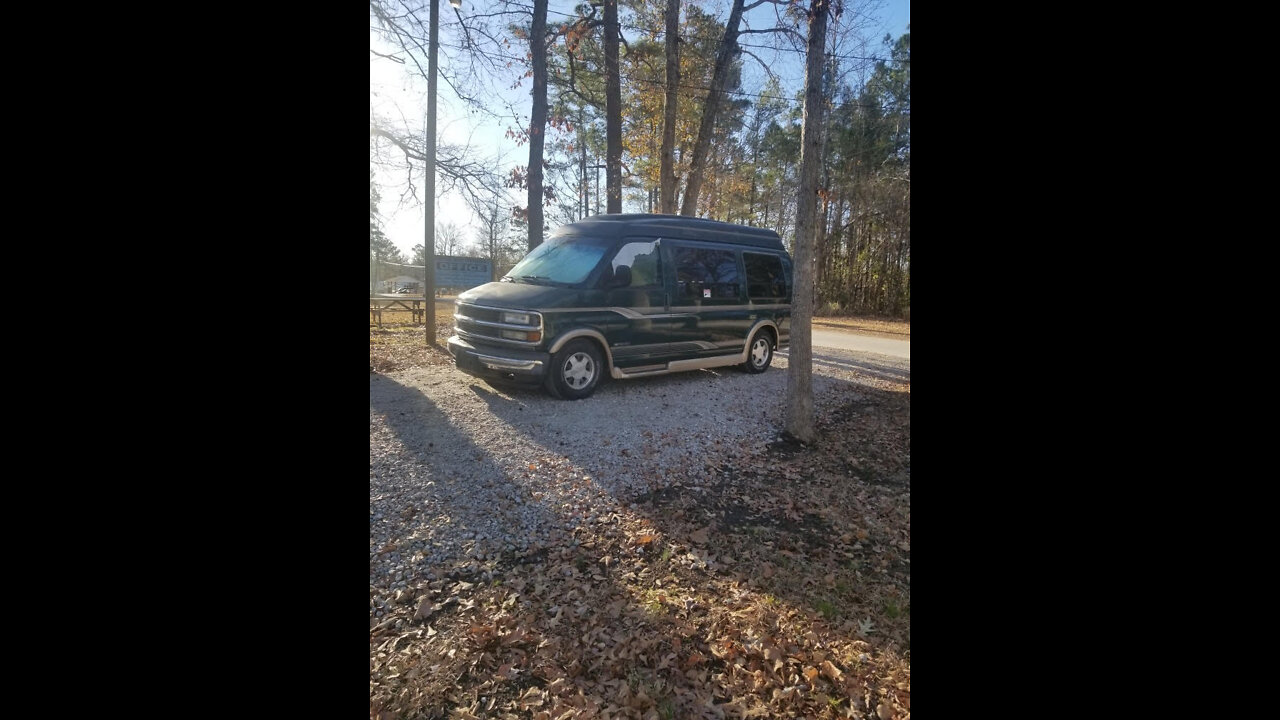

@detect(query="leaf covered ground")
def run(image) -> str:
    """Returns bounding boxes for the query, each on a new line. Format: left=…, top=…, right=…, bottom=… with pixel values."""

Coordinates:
left=371, top=322, right=910, bottom=719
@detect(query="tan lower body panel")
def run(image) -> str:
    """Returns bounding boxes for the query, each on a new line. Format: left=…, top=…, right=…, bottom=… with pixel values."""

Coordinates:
left=611, top=352, right=744, bottom=379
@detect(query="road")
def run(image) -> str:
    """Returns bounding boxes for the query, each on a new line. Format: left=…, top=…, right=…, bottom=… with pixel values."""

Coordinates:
left=804, top=327, right=910, bottom=359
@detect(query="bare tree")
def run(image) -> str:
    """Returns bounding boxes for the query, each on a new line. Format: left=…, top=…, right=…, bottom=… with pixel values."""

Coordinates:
left=435, top=221, right=464, bottom=256
left=659, top=0, right=680, bottom=214
left=785, top=0, right=832, bottom=443
left=370, top=0, right=553, bottom=254
left=369, top=125, right=496, bottom=219
left=465, top=180, right=518, bottom=280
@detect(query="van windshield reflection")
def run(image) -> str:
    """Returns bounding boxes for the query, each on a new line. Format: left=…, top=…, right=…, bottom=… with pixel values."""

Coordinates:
left=503, top=236, right=610, bottom=286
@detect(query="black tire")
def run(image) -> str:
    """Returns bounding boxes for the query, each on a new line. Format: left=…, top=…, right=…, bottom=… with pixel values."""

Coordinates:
left=742, top=330, right=774, bottom=373
left=545, top=339, right=604, bottom=399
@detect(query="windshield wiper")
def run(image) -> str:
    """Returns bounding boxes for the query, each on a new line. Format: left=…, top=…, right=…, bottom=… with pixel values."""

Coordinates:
left=518, top=274, right=566, bottom=285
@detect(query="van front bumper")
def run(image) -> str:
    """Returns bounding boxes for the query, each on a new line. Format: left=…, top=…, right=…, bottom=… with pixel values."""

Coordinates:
left=447, top=335, right=550, bottom=385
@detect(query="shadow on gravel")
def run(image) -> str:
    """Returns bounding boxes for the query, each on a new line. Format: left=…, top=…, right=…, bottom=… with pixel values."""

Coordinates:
left=370, top=356, right=911, bottom=718
left=450, top=359, right=911, bottom=632
left=369, top=375, right=563, bottom=585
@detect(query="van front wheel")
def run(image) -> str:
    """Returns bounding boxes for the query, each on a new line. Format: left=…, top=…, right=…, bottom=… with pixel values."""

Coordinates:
left=742, top=332, right=773, bottom=374
left=546, top=339, right=603, bottom=399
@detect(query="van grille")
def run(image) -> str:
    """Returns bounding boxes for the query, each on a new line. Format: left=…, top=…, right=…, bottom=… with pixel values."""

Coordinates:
left=453, top=302, right=543, bottom=347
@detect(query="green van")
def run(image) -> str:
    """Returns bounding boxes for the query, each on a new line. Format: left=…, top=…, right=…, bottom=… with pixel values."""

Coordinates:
left=447, top=214, right=792, bottom=399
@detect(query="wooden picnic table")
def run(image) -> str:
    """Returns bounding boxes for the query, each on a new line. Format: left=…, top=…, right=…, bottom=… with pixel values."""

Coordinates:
left=370, top=296, right=426, bottom=328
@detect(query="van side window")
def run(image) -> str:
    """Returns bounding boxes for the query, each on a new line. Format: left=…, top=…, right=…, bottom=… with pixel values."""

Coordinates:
left=744, top=252, right=786, bottom=299
left=610, top=240, right=662, bottom=287
left=674, top=247, right=741, bottom=300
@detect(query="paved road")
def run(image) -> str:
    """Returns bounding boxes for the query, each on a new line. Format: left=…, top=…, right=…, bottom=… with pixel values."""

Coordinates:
left=804, top=327, right=910, bottom=359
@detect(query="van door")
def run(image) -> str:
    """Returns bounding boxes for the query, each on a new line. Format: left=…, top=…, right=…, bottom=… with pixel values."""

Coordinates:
left=666, top=242, right=752, bottom=359
left=601, top=238, right=684, bottom=367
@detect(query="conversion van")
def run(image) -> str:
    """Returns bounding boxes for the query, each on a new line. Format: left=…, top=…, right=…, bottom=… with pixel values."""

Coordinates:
left=447, top=214, right=792, bottom=399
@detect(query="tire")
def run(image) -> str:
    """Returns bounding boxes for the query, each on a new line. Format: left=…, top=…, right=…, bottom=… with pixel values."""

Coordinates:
left=545, top=339, right=604, bottom=399
left=742, top=330, right=774, bottom=374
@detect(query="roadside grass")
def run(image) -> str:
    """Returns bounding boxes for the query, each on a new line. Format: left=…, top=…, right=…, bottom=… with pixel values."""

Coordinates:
left=810, top=315, right=910, bottom=339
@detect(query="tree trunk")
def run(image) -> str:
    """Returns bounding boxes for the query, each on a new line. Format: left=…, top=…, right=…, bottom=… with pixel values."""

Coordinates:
left=679, top=0, right=744, bottom=216
left=604, top=0, right=622, bottom=213
left=784, top=0, right=828, bottom=444
left=659, top=0, right=680, bottom=214
left=527, top=0, right=548, bottom=250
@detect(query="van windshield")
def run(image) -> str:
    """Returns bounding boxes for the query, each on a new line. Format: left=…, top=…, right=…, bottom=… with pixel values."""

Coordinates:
left=503, top=235, right=610, bottom=286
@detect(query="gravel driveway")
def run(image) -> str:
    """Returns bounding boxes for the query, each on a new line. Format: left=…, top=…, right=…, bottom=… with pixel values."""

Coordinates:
left=369, top=346, right=910, bottom=619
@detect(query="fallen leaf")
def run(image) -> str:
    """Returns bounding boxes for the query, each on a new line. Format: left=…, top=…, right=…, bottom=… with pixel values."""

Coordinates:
left=683, top=651, right=706, bottom=668
left=877, top=702, right=894, bottom=720
left=689, top=527, right=710, bottom=545
left=821, top=659, right=844, bottom=682
left=803, top=667, right=819, bottom=684
left=414, top=598, right=435, bottom=621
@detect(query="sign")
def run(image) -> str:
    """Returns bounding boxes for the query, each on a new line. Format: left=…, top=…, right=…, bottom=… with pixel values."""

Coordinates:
left=434, top=256, right=491, bottom=288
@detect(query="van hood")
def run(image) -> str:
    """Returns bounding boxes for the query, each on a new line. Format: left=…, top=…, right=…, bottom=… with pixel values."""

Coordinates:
left=455, top=281, right=586, bottom=310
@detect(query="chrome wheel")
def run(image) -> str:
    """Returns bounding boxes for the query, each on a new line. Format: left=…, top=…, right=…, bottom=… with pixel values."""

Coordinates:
left=742, top=331, right=773, bottom=374
left=751, top=338, right=770, bottom=368
left=563, top=352, right=596, bottom=389
left=546, top=338, right=604, bottom=399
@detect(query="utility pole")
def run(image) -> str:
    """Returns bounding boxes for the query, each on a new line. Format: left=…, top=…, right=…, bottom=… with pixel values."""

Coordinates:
left=580, top=108, right=587, bottom=220
left=424, top=0, right=440, bottom=344
left=588, top=164, right=605, bottom=216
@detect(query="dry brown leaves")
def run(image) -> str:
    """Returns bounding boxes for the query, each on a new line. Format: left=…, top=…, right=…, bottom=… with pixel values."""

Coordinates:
left=370, top=328, right=910, bottom=720
left=370, top=322, right=456, bottom=373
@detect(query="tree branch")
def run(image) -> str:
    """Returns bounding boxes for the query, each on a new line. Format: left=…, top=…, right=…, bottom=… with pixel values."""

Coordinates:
left=561, top=50, right=604, bottom=109
left=739, top=49, right=780, bottom=85
left=370, top=48, right=406, bottom=63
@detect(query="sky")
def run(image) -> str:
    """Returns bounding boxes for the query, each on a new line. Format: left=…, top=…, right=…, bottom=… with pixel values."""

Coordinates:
left=370, top=0, right=909, bottom=262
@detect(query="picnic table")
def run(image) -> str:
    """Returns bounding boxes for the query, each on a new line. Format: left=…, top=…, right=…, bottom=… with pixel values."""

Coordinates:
left=370, top=295, right=425, bottom=328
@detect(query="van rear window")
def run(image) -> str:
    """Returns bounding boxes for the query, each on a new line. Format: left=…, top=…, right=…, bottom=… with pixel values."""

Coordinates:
left=744, top=252, right=786, bottom=298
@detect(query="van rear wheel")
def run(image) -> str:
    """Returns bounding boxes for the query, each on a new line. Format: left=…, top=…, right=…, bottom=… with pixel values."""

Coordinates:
left=742, top=332, right=773, bottom=374
left=545, top=339, right=603, bottom=399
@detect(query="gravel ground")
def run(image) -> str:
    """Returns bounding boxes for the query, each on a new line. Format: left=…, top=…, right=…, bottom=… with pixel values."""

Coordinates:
left=369, top=346, right=910, bottom=621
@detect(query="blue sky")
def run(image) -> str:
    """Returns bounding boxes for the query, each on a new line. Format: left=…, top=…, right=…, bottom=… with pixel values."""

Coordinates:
left=371, top=0, right=910, bottom=260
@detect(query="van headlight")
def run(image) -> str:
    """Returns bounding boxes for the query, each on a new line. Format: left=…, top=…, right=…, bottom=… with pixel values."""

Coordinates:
left=502, top=311, right=533, bottom=325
